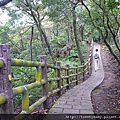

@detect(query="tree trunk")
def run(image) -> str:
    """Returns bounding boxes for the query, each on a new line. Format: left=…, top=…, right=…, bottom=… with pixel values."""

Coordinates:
left=81, top=0, right=120, bottom=65
left=26, top=1, right=53, bottom=61
left=118, top=29, right=120, bottom=44
left=35, top=23, right=55, bottom=64
left=37, top=23, right=46, bottom=55
left=72, top=6, right=84, bottom=64
left=106, top=15, right=120, bottom=52
left=79, top=25, right=84, bottom=42
left=113, top=36, right=120, bottom=53
left=66, top=26, right=71, bottom=58
left=19, top=33, right=25, bottom=51
left=40, top=28, right=55, bottom=65
left=68, top=22, right=73, bottom=43
left=30, top=26, right=34, bottom=61
left=104, top=38, right=120, bottom=64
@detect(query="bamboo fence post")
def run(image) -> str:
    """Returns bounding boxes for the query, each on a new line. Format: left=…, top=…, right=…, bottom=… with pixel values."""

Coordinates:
left=87, top=60, right=89, bottom=76
left=75, top=65, right=78, bottom=85
left=65, top=64, right=70, bottom=89
left=89, top=44, right=93, bottom=75
left=56, top=62, right=61, bottom=96
left=0, top=45, right=14, bottom=114
left=40, top=55, right=49, bottom=110
left=88, top=54, right=91, bottom=75
left=82, top=63, right=85, bottom=81
left=88, top=58, right=90, bottom=75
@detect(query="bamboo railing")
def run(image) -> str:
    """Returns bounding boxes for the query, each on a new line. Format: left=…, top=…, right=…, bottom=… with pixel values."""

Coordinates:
left=0, top=40, right=93, bottom=119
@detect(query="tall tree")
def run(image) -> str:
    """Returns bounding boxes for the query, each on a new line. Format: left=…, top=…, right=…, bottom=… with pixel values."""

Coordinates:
left=71, top=0, right=84, bottom=64
left=42, top=0, right=85, bottom=64
left=4, top=0, right=55, bottom=63
left=81, top=0, right=120, bottom=64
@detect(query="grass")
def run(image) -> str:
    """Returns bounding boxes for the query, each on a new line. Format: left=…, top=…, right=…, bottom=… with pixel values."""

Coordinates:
left=107, top=94, right=115, bottom=99
left=114, top=108, right=120, bottom=113
left=94, top=89, right=103, bottom=93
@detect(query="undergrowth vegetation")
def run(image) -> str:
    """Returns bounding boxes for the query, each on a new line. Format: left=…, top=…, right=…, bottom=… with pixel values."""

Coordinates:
left=12, top=41, right=88, bottom=107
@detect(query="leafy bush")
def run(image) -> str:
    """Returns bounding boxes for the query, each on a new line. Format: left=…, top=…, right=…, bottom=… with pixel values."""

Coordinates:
left=11, top=40, right=88, bottom=107
left=12, top=67, right=39, bottom=107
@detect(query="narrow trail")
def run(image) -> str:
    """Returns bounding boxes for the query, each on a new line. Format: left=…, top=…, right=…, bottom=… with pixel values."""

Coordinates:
left=92, top=44, right=120, bottom=114
left=47, top=43, right=104, bottom=115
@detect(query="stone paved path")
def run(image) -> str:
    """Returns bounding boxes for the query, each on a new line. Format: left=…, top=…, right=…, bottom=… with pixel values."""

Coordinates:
left=48, top=43, right=104, bottom=115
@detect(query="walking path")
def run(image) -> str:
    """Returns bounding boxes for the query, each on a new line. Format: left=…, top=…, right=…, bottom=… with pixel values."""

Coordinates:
left=48, top=43, right=104, bottom=114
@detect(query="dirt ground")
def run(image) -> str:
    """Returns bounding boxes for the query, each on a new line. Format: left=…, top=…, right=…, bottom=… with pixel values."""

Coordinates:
left=91, top=45, right=120, bottom=114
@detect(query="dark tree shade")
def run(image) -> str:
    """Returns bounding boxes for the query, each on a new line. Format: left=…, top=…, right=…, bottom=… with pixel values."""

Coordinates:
left=0, top=0, right=12, bottom=7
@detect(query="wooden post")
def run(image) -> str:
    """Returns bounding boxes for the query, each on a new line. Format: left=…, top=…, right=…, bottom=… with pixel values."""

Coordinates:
left=56, top=62, right=61, bottom=96
left=0, top=45, right=14, bottom=114
left=88, top=54, right=91, bottom=75
left=88, top=59, right=90, bottom=76
left=65, top=64, right=70, bottom=89
left=40, top=55, right=49, bottom=110
left=75, top=65, right=78, bottom=85
left=87, top=60, right=89, bottom=76
left=82, top=63, right=85, bottom=82
left=89, top=49, right=92, bottom=75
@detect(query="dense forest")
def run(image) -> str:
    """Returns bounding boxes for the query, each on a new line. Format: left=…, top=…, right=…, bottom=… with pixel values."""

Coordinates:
left=0, top=0, right=120, bottom=108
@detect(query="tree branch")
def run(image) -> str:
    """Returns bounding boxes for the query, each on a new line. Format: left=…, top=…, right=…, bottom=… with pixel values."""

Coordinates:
left=92, top=0, right=103, bottom=9
left=0, top=0, right=12, bottom=7
left=81, top=1, right=103, bottom=34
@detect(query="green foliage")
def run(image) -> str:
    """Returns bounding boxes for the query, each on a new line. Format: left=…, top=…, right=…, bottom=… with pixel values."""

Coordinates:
left=107, top=0, right=120, bottom=10
left=114, top=108, right=120, bottom=113
left=0, top=25, right=10, bottom=44
left=13, top=95, right=22, bottom=107
left=29, top=87, right=42, bottom=105
left=12, top=67, right=36, bottom=83
left=56, top=41, right=88, bottom=66
left=50, top=35, right=66, bottom=47
left=11, top=39, right=88, bottom=107
left=80, top=41, right=88, bottom=59
left=0, top=0, right=90, bottom=108
left=13, top=87, right=42, bottom=107
left=50, top=34, right=67, bottom=53
left=111, top=44, right=120, bottom=58
left=42, top=0, right=71, bottom=22
left=12, top=67, right=37, bottom=107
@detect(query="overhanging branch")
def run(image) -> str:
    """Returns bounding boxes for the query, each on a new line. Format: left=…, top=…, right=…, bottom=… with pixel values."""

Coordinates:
left=0, top=0, right=12, bottom=7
